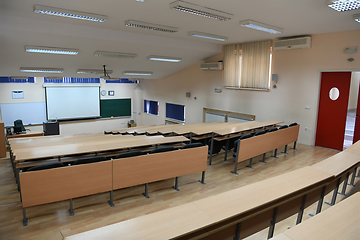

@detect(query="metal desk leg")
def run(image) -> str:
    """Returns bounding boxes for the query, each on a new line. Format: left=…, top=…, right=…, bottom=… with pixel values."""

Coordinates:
left=267, top=207, right=278, bottom=239
left=291, top=141, right=297, bottom=150
left=349, top=167, right=357, bottom=186
left=246, top=158, right=254, bottom=169
left=224, top=138, right=229, bottom=161
left=339, top=172, right=350, bottom=195
left=142, top=183, right=150, bottom=198
left=23, top=208, right=28, bottom=226
left=296, top=194, right=307, bottom=225
left=189, top=133, right=193, bottom=143
left=316, top=186, right=326, bottom=215
left=260, top=153, right=267, bottom=163
left=233, top=222, right=242, bottom=240
left=69, top=199, right=74, bottom=216
left=357, top=168, right=360, bottom=178
left=108, top=190, right=114, bottom=207
left=172, top=177, right=180, bottom=191
left=199, top=171, right=206, bottom=184
left=325, top=178, right=341, bottom=206
left=272, top=149, right=278, bottom=158
left=282, top=145, right=288, bottom=154
left=231, top=140, right=241, bottom=175
left=208, top=133, right=215, bottom=165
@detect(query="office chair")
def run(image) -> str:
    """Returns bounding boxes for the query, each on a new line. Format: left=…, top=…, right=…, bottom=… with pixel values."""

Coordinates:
left=279, top=125, right=288, bottom=130
left=14, top=119, right=25, bottom=132
left=114, top=151, right=144, bottom=159
left=207, top=139, right=224, bottom=155
left=232, top=133, right=254, bottom=158
left=150, top=146, right=176, bottom=154
left=289, top=122, right=298, bottom=127
left=181, top=142, right=203, bottom=149
left=267, top=128, right=278, bottom=133
left=254, top=130, right=267, bottom=136
left=72, top=156, right=107, bottom=165
left=27, top=162, right=64, bottom=172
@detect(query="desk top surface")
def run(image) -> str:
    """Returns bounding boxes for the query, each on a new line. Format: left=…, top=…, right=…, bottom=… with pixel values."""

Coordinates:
left=343, top=140, right=360, bottom=155
left=213, top=120, right=283, bottom=136
left=64, top=166, right=333, bottom=240
left=270, top=193, right=360, bottom=240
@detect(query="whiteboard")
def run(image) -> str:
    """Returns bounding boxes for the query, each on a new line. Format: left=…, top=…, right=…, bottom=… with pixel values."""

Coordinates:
left=0, top=102, right=46, bottom=127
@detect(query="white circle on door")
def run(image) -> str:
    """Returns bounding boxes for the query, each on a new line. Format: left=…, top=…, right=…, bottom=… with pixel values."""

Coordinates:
left=329, top=87, right=340, bottom=101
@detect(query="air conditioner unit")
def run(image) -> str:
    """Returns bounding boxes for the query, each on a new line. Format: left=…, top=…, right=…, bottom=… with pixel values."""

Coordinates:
left=200, top=62, right=223, bottom=70
left=273, top=36, right=311, bottom=50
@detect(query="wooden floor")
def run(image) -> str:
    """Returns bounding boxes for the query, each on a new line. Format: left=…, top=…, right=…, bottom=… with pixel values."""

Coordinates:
left=0, top=144, right=358, bottom=240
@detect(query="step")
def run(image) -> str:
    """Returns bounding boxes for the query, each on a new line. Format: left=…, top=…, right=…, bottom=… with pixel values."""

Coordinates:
left=0, top=184, right=18, bottom=195
left=0, top=192, right=20, bottom=206
left=0, top=178, right=16, bottom=186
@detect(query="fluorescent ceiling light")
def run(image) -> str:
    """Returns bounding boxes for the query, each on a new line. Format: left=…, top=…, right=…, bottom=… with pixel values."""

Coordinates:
left=20, top=67, right=64, bottom=73
left=77, top=69, right=113, bottom=74
left=354, top=13, right=360, bottom=22
left=136, top=0, right=146, bottom=2
left=34, top=5, right=107, bottom=22
left=170, top=0, right=232, bottom=21
left=125, top=20, right=178, bottom=33
left=326, top=0, right=360, bottom=12
left=239, top=20, right=283, bottom=34
left=94, top=51, right=137, bottom=59
left=147, top=55, right=182, bottom=62
left=25, top=46, right=79, bottom=55
left=11, top=76, right=28, bottom=80
left=187, top=31, right=228, bottom=41
left=123, top=71, right=153, bottom=76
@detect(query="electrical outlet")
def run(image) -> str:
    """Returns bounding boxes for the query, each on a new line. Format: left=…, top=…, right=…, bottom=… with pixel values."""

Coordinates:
left=305, top=106, right=310, bottom=110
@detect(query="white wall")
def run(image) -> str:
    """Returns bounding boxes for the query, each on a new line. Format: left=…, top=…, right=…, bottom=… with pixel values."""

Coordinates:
left=140, top=30, right=360, bottom=146
left=0, top=77, right=139, bottom=135
left=348, top=71, right=360, bottom=110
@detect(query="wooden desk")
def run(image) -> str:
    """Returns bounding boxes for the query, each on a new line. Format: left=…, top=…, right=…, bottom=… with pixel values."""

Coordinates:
left=0, top=121, right=5, bottom=158
left=270, top=193, right=360, bottom=240
left=344, top=139, right=360, bottom=155
left=65, top=167, right=333, bottom=240
left=7, top=131, right=44, bottom=139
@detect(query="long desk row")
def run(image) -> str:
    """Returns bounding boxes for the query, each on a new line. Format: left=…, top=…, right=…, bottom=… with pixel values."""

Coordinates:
left=20, top=145, right=208, bottom=226
left=65, top=141, right=360, bottom=240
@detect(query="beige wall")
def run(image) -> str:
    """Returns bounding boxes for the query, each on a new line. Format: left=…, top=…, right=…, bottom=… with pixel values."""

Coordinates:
left=348, top=71, right=360, bottom=110
left=140, top=30, right=360, bottom=146
left=0, top=77, right=138, bottom=135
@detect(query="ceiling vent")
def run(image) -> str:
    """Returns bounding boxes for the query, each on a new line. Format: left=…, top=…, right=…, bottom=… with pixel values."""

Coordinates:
left=200, top=62, right=223, bottom=70
left=273, top=36, right=311, bottom=50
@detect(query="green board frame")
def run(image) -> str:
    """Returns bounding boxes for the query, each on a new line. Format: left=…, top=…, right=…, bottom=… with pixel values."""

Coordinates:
left=100, top=98, right=131, bottom=118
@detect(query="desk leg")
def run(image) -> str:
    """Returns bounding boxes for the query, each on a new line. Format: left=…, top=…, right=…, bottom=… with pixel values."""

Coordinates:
left=267, top=207, right=278, bottom=239
left=69, top=199, right=74, bottom=216
left=315, top=186, right=326, bottom=215
left=224, top=138, right=229, bottom=162
left=208, top=133, right=214, bottom=165
left=339, top=172, right=350, bottom=195
left=172, top=177, right=180, bottom=191
left=199, top=171, right=206, bottom=184
left=142, top=183, right=150, bottom=198
left=190, top=133, right=193, bottom=143
left=108, top=190, right=114, bottom=207
left=22, top=208, right=28, bottom=226
left=233, top=222, right=242, bottom=240
left=349, top=167, right=357, bottom=186
left=231, top=141, right=241, bottom=175
left=357, top=168, right=360, bottom=178
left=325, top=178, right=341, bottom=206
left=246, top=158, right=254, bottom=169
left=296, top=194, right=307, bottom=225
left=291, top=141, right=297, bottom=150
left=272, top=149, right=278, bottom=158
left=282, top=145, right=288, bottom=154
left=260, top=153, right=267, bottom=163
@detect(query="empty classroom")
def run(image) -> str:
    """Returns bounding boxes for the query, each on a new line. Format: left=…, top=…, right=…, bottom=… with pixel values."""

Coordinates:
left=1, top=1, right=360, bottom=240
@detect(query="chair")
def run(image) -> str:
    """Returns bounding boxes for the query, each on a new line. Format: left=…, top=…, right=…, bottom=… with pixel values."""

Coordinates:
left=231, top=133, right=254, bottom=174
left=14, top=119, right=25, bottom=132
left=72, top=156, right=107, bottom=165
left=114, top=151, right=144, bottom=159
left=289, top=122, right=298, bottom=127
left=181, top=142, right=203, bottom=149
left=254, top=130, right=267, bottom=136
left=267, top=128, right=278, bottom=133
left=150, top=146, right=176, bottom=154
left=279, top=125, right=288, bottom=130
left=207, top=139, right=223, bottom=155
left=27, top=162, right=63, bottom=172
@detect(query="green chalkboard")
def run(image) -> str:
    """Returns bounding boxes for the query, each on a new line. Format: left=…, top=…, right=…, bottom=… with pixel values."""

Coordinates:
left=100, top=99, right=131, bottom=118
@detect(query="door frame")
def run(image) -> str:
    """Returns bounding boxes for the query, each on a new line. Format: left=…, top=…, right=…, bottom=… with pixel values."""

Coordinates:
left=312, top=69, right=360, bottom=147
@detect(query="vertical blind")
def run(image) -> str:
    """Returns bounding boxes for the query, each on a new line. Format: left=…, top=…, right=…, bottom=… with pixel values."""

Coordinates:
left=223, top=44, right=240, bottom=88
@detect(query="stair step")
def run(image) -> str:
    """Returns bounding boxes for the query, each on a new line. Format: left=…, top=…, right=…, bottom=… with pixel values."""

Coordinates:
left=0, top=192, right=20, bottom=206
left=0, top=184, right=18, bottom=195
left=0, top=178, right=16, bottom=186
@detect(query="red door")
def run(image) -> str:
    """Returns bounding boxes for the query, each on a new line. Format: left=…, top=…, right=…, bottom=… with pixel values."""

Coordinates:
left=352, top=84, right=360, bottom=143
left=315, top=72, right=351, bottom=151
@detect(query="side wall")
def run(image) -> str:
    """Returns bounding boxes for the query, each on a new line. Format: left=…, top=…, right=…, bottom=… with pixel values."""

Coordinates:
left=140, top=30, right=360, bottom=146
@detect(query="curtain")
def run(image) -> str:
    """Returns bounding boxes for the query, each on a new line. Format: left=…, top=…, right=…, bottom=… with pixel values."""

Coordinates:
left=240, top=40, right=271, bottom=89
left=223, top=44, right=240, bottom=88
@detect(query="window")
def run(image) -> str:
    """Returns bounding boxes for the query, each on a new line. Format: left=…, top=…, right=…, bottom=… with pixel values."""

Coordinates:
left=0, top=77, right=35, bottom=83
left=166, top=103, right=185, bottom=122
left=144, top=100, right=159, bottom=116
left=224, top=40, right=272, bottom=90
left=44, top=77, right=100, bottom=83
